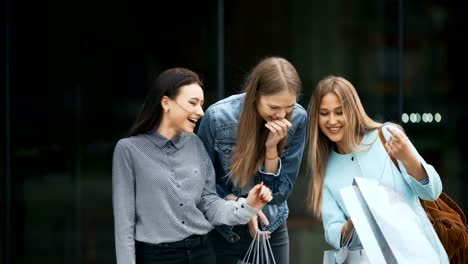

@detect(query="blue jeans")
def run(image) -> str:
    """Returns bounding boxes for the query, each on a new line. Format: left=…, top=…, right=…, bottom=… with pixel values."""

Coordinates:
left=210, top=223, right=289, bottom=264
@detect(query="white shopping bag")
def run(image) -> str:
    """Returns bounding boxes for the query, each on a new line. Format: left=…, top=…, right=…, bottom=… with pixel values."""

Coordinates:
left=323, top=247, right=370, bottom=264
left=340, top=177, right=441, bottom=264
left=237, top=230, right=276, bottom=264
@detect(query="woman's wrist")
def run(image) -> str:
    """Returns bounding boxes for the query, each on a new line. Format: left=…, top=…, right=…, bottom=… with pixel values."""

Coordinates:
left=265, top=147, right=278, bottom=160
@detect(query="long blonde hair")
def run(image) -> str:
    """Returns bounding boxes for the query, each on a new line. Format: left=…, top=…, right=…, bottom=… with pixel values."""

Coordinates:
left=307, top=75, right=381, bottom=218
left=230, top=57, right=301, bottom=187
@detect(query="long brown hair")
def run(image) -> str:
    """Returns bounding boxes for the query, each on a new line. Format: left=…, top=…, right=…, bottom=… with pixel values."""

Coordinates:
left=230, top=57, right=301, bottom=187
left=307, top=75, right=381, bottom=218
left=129, top=68, right=202, bottom=136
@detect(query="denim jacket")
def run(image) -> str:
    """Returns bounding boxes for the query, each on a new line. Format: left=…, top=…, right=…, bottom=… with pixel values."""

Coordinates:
left=197, top=93, right=307, bottom=243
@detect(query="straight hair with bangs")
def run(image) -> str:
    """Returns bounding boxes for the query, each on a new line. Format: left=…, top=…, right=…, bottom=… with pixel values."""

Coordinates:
left=230, top=57, right=301, bottom=187
left=306, top=75, right=381, bottom=218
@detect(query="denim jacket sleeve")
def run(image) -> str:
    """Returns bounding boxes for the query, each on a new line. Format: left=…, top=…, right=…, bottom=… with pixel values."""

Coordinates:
left=197, top=106, right=232, bottom=199
left=259, top=107, right=307, bottom=205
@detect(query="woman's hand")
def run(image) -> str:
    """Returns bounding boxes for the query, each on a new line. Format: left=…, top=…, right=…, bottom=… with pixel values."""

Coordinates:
left=385, top=127, right=428, bottom=180
left=248, top=210, right=272, bottom=239
left=246, top=182, right=273, bottom=209
left=264, top=119, right=292, bottom=150
left=384, top=127, right=414, bottom=163
left=341, top=218, right=354, bottom=244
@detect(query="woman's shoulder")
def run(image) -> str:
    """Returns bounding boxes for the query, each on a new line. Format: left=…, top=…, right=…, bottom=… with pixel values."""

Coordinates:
left=204, top=94, right=243, bottom=124
left=292, top=103, right=307, bottom=124
left=294, top=102, right=307, bottom=113
left=114, top=134, right=147, bottom=149
left=184, top=132, right=203, bottom=144
left=206, top=93, right=244, bottom=111
left=113, top=136, right=144, bottom=157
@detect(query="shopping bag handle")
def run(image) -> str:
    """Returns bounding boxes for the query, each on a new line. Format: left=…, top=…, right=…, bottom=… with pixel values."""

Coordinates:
left=378, top=127, right=401, bottom=172
left=355, top=126, right=399, bottom=188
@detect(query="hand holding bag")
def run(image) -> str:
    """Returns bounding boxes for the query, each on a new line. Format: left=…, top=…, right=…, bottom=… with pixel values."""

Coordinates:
left=341, top=177, right=441, bottom=263
left=323, top=247, right=370, bottom=264
left=338, top=127, right=445, bottom=263
left=237, top=230, right=276, bottom=264
left=323, top=229, right=371, bottom=264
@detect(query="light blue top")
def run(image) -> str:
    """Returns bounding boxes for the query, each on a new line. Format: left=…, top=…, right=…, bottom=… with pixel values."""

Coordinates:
left=322, top=124, right=449, bottom=262
left=197, top=93, right=307, bottom=241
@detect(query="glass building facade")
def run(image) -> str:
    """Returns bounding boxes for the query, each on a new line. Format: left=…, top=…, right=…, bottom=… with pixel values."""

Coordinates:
left=2, top=0, right=467, bottom=263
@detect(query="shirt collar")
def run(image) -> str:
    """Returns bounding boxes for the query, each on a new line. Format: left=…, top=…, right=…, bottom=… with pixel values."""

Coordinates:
left=145, top=131, right=186, bottom=149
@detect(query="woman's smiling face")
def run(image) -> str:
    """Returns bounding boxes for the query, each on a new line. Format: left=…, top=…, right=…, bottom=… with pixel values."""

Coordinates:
left=318, top=92, right=347, bottom=152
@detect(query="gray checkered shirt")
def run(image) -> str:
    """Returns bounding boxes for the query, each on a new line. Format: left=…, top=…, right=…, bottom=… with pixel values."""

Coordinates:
left=112, top=132, right=257, bottom=264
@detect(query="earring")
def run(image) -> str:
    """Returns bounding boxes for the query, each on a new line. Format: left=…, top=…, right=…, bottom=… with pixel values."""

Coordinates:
left=164, top=108, right=169, bottom=113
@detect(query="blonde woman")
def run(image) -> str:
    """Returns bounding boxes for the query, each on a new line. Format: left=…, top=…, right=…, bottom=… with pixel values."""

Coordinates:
left=306, top=75, right=448, bottom=262
left=197, top=57, right=307, bottom=264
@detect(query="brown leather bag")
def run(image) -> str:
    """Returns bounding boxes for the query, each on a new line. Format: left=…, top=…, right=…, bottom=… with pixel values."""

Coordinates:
left=378, top=127, right=468, bottom=263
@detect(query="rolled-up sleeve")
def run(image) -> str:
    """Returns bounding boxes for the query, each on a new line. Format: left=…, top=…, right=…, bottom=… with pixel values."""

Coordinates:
left=398, top=152, right=442, bottom=201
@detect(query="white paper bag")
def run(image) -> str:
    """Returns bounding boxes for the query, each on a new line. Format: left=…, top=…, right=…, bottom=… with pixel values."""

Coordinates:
left=323, top=247, right=370, bottom=264
left=340, top=177, right=441, bottom=263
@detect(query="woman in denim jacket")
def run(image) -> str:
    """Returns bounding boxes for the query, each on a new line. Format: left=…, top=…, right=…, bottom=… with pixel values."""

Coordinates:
left=197, top=57, right=307, bottom=264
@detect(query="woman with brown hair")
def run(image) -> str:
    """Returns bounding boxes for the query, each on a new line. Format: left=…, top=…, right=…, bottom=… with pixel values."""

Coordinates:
left=197, top=57, right=307, bottom=263
left=112, top=67, right=272, bottom=264
left=306, top=75, right=448, bottom=262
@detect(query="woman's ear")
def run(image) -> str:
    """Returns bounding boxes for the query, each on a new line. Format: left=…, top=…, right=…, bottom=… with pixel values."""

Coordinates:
left=161, top=96, right=170, bottom=113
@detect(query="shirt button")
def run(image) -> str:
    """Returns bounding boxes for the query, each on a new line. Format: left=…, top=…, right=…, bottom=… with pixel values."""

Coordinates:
left=182, top=221, right=185, bottom=224
left=179, top=203, right=183, bottom=206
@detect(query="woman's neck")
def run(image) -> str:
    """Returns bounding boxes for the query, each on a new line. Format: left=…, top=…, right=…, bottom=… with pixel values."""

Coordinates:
left=335, top=144, right=351, bottom=154
left=335, top=133, right=364, bottom=154
left=156, top=121, right=180, bottom=140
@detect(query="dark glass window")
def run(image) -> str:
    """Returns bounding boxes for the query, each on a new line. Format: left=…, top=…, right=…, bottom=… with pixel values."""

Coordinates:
left=2, top=0, right=467, bottom=263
